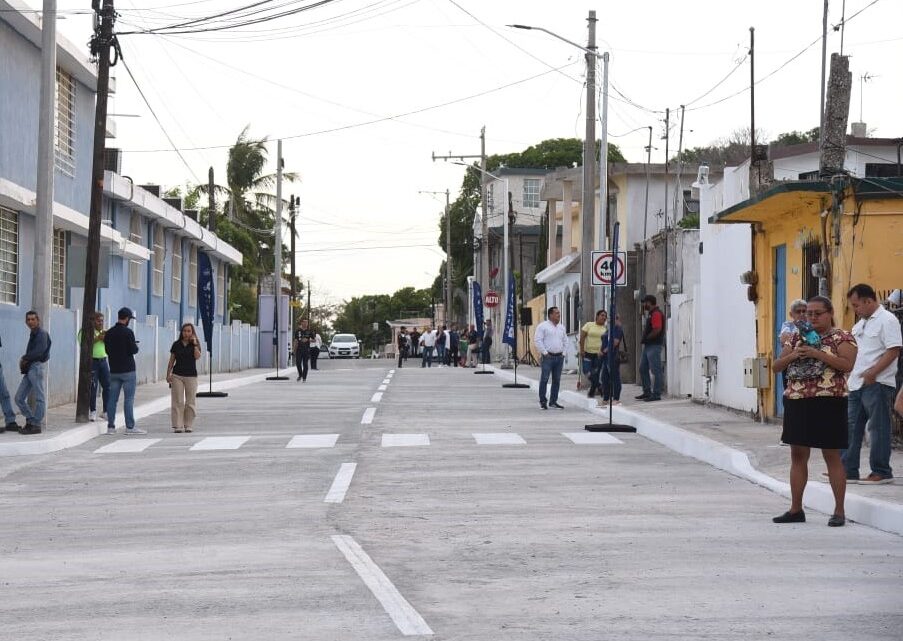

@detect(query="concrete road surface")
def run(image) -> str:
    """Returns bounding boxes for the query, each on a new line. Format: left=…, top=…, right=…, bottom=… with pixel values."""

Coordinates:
left=2, top=359, right=901, bottom=640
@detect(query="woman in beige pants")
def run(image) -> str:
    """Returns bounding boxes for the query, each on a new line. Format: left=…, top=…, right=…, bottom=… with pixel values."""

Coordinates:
left=167, top=323, right=201, bottom=433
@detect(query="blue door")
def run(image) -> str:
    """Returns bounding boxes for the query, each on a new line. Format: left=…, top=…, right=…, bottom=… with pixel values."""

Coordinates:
left=773, top=245, right=787, bottom=417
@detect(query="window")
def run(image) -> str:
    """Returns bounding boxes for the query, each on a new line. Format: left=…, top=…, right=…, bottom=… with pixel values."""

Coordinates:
left=0, top=207, right=18, bottom=304
left=128, top=214, right=143, bottom=289
left=215, top=261, right=225, bottom=316
left=52, top=229, right=66, bottom=306
left=486, top=184, right=495, bottom=213
left=523, top=178, right=541, bottom=209
left=802, top=239, right=822, bottom=300
left=55, top=67, right=76, bottom=176
left=152, top=225, right=165, bottom=296
left=188, top=245, right=198, bottom=307
left=171, top=237, right=182, bottom=303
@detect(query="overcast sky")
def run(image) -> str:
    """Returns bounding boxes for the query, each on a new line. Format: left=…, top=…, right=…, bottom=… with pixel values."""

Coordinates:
left=31, top=0, right=903, bottom=305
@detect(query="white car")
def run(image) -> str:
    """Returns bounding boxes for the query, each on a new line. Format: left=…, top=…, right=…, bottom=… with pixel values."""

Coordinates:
left=329, top=333, right=361, bottom=359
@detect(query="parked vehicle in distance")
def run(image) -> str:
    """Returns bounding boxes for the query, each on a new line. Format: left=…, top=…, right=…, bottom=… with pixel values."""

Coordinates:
left=329, top=333, right=360, bottom=359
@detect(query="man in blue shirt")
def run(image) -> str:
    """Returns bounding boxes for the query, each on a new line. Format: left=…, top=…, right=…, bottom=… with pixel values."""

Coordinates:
left=15, top=310, right=51, bottom=435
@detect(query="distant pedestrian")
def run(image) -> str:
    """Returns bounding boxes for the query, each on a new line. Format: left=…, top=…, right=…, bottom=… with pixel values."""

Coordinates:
left=397, top=326, right=408, bottom=368
left=772, top=296, right=856, bottom=527
left=310, top=330, right=322, bottom=370
left=482, top=319, right=494, bottom=364
left=104, top=307, right=144, bottom=435
left=14, top=310, right=51, bottom=435
left=420, top=326, right=436, bottom=368
left=293, top=318, right=314, bottom=382
left=600, top=314, right=625, bottom=404
left=410, top=329, right=421, bottom=358
left=78, top=311, right=110, bottom=422
left=435, top=325, right=448, bottom=366
left=534, top=306, right=567, bottom=410
left=578, top=309, right=607, bottom=398
left=0, top=333, right=20, bottom=433
left=167, top=322, right=201, bottom=433
left=448, top=325, right=460, bottom=367
left=466, top=324, right=480, bottom=367
left=636, top=295, right=665, bottom=402
left=844, top=284, right=902, bottom=484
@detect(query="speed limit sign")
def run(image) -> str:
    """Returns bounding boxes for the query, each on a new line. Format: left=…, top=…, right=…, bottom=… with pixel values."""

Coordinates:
left=591, top=251, right=627, bottom=286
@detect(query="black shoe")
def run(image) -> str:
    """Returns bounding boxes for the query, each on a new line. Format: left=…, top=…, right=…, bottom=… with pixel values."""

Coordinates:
left=644, top=396, right=661, bottom=402
left=19, top=423, right=42, bottom=435
left=549, top=402, right=564, bottom=409
left=3, top=422, right=18, bottom=432
left=587, top=390, right=596, bottom=398
left=635, top=393, right=650, bottom=400
left=297, top=375, right=302, bottom=381
left=827, top=514, right=846, bottom=527
left=540, top=402, right=548, bottom=410
left=772, top=510, right=805, bottom=523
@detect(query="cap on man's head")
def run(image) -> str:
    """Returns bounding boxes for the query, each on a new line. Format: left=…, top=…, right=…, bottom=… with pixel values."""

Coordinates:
left=117, top=307, right=135, bottom=320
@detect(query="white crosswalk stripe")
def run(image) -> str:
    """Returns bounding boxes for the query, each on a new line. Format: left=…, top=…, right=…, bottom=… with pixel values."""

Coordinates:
left=286, top=434, right=339, bottom=449
left=381, top=433, right=430, bottom=447
left=190, top=436, right=251, bottom=451
left=563, top=432, right=624, bottom=445
left=473, top=433, right=526, bottom=445
left=94, top=438, right=161, bottom=454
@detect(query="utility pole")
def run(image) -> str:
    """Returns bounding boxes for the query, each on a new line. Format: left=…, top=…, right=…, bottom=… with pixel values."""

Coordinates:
left=818, top=1, right=829, bottom=155
left=597, top=50, right=610, bottom=313
left=640, top=126, right=652, bottom=298
left=662, top=107, right=670, bottom=304
left=207, top=167, right=216, bottom=232
left=750, top=27, right=756, bottom=162
left=444, top=188, right=451, bottom=324
left=580, top=9, right=597, bottom=328
left=265, top=141, right=288, bottom=380
left=289, top=194, right=297, bottom=332
left=76, top=0, right=117, bottom=422
left=673, top=105, right=686, bottom=224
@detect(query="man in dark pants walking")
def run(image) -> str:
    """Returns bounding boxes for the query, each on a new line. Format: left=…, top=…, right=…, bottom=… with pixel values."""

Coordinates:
left=293, top=318, right=314, bottom=382
left=104, top=308, right=144, bottom=434
left=481, top=319, right=494, bottom=365
left=637, top=295, right=665, bottom=402
left=448, top=325, right=460, bottom=367
left=397, top=326, right=408, bottom=368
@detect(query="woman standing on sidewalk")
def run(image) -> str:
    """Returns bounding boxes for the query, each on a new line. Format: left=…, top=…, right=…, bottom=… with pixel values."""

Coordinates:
left=772, top=296, right=857, bottom=527
left=167, top=323, right=201, bottom=433
left=578, top=310, right=607, bottom=398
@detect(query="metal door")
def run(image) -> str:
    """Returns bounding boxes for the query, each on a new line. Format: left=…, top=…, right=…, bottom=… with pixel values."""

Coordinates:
left=773, top=245, right=787, bottom=417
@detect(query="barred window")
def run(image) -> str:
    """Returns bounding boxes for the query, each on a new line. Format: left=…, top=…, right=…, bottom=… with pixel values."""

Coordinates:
left=523, top=178, right=541, bottom=209
left=171, top=238, right=182, bottom=303
left=188, top=245, right=198, bottom=307
left=128, top=214, right=143, bottom=289
left=54, top=67, right=76, bottom=177
left=52, top=229, right=66, bottom=306
left=152, top=225, right=165, bottom=296
left=0, top=207, right=19, bottom=304
left=215, top=261, right=225, bottom=316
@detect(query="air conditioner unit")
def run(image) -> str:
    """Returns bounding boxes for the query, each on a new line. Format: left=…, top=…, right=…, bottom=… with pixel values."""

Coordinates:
left=103, top=148, right=121, bottom=174
left=743, top=357, right=770, bottom=389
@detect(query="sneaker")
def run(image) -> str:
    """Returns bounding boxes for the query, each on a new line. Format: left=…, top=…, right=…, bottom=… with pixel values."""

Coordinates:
left=635, top=393, right=650, bottom=400
left=549, top=402, right=565, bottom=409
left=859, top=474, right=893, bottom=485
left=539, top=402, right=548, bottom=410
left=124, top=428, right=147, bottom=435
left=297, top=375, right=302, bottom=381
left=644, top=396, right=662, bottom=402
left=100, top=411, right=107, bottom=420
left=89, top=410, right=97, bottom=422
left=106, top=427, right=117, bottom=435
left=18, top=423, right=42, bottom=435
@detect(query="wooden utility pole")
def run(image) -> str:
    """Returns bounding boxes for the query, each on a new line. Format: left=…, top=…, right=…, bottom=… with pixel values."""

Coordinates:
left=76, top=0, right=117, bottom=423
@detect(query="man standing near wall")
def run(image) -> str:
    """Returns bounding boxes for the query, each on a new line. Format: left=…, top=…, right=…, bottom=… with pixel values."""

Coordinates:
left=78, top=311, right=110, bottom=422
left=845, top=284, right=902, bottom=484
left=104, top=307, right=144, bottom=435
left=15, top=311, right=51, bottom=435
left=0, top=334, right=20, bottom=433
left=637, top=295, right=665, bottom=402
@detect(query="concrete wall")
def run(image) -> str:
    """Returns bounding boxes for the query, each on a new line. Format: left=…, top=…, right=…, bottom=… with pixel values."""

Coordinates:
left=773, top=145, right=900, bottom=181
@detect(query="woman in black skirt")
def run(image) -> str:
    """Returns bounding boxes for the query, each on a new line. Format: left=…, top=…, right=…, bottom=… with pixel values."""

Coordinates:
left=772, top=296, right=857, bottom=526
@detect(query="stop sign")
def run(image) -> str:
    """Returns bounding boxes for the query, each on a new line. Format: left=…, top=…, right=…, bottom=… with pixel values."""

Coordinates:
left=484, top=290, right=500, bottom=307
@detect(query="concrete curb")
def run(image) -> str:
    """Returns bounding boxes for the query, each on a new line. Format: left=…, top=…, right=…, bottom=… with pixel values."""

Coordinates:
left=0, top=371, right=271, bottom=458
left=488, top=366, right=903, bottom=537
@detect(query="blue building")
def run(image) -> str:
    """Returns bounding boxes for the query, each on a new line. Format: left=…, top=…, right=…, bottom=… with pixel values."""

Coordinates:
left=0, top=2, right=254, bottom=407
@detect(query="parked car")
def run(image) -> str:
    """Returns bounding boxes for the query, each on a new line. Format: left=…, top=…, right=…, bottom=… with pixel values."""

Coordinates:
left=329, top=333, right=360, bottom=359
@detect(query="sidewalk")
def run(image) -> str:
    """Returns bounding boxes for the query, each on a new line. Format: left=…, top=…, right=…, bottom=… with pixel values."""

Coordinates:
left=0, top=369, right=271, bottom=457
left=491, top=364, right=903, bottom=536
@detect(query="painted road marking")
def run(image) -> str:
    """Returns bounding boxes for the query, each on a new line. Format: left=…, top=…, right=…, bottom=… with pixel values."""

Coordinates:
left=382, top=434, right=430, bottom=447
left=286, top=434, right=339, bottom=449
left=382, top=379, right=391, bottom=384
left=473, top=433, right=526, bottom=445
left=93, top=438, right=161, bottom=454
left=331, top=535, right=433, bottom=636
left=563, top=432, right=624, bottom=445
left=371, top=392, right=384, bottom=403
left=190, top=436, right=251, bottom=451
left=378, top=384, right=388, bottom=391
left=388, top=370, right=396, bottom=374
left=361, top=407, right=377, bottom=424
left=324, top=463, right=357, bottom=503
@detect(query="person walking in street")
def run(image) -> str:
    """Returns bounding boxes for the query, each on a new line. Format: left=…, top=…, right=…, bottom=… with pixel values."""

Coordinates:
left=636, top=295, right=665, bottom=402
left=466, top=324, right=480, bottom=367
left=167, top=322, right=201, bottom=433
left=0, top=333, right=21, bottom=433
left=409, top=328, right=420, bottom=358
left=396, top=326, right=408, bottom=368
left=534, top=306, right=567, bottom=410
left=310, top=329, right=322, bottom=370
left=420, top=326, right=436, bottom=368
left=448, top=325, right=460, bottom=367
left=772, top=296, right=856, bottom=527
left=292, top=318, right=314, bottom=382
left=435, top=325, right=448, bottom=367
left=79, top=311, right=110, bottom=422
left=104, top=307, right=144, bottom=435
left=579, top=310, right=607, bottom=398
left=482, top=319, right=494, bottom=365
left=14, top=311, right=51, bottom=435
left=844, top=284, right=902, bottom=484
left=600, top=314, right=625, bottom=404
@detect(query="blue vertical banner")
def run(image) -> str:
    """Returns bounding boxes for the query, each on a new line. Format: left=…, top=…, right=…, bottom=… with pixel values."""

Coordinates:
left=473, top=281, right=484, bottom=337
left=502, top=273, right=516, bottom=348
left=198, top=250, right=215, bottom=352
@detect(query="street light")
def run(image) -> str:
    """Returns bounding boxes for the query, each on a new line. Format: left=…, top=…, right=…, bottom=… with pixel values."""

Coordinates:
left=418, top=189, right=451, bottom=326
left=509, top=14, right=610, bottom=322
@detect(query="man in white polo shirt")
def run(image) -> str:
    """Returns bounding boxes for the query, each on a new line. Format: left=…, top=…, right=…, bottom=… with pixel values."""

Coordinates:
left=845, top=284, right=902, bottom=484
left=533, top=306, right=568, bottom=410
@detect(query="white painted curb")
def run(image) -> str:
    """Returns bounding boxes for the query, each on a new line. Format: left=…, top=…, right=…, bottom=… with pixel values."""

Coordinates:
left=488, top=366, right=903, bottom=537
left=0, top=371, right=271, bottom=458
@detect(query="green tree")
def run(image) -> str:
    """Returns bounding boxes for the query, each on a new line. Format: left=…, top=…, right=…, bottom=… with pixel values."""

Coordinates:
left=332, top=287, right=433, bottom=351
left=771, top=127, right=819, bottom=147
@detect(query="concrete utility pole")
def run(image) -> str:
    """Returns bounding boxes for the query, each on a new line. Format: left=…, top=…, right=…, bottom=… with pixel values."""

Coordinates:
left=76, top=0, right=117, bottom=423
left=445, top=188, right=451, bottom=324
left=580, top=9, right=597, bottom=328
left=274, top=140, right=283, bottom=355
left=820, top=54, right=852, bottom=174
left=33, top=0, right=56, bottom=336
left=818, top=0, right=829, bottom=155
left=207, top=167, right=216, bottom=232
left=597, top=50, right=610, bottom=313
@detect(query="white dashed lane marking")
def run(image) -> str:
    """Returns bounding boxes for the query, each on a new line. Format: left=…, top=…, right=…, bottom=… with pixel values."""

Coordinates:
left=361, top=408, right=377, bottom=424
left=371, top=392, right=383, bottom=403
left=324, top=462, right=357, bottom=503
